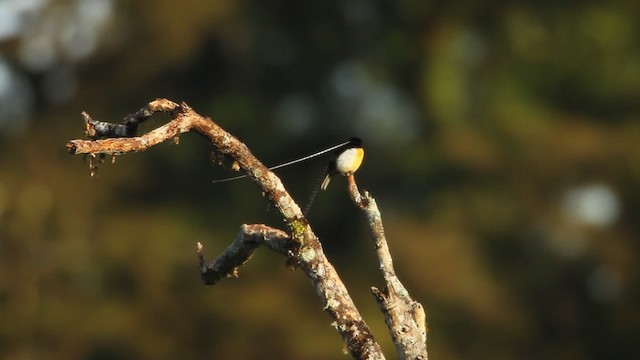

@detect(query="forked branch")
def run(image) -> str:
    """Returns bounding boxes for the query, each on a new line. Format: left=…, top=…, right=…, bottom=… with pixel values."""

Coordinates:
left=66, top=98, right=385, bottom=359
left=66, top=99, right=428, bottom=359
left=197, top=224, right=293, bottom=285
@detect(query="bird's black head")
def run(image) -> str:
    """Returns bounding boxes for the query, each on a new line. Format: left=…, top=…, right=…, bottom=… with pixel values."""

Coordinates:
left=348, top=137, right=363, bottom=148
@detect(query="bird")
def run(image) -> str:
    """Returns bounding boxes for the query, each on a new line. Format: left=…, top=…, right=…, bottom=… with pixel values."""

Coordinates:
left=303, top=137, right=364, bottom=214
left=211, top=137, right=364, bottom=215
left=211, top=137, right=363, bottom=184
left=320, top=137, right=364, bottom=190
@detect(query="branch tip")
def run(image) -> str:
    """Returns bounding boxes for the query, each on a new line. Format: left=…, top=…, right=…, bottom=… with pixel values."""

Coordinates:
left=66, top=142, right=77, bottom=154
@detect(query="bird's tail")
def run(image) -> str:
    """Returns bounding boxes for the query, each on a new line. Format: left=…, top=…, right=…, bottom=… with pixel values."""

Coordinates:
left=320, top=174, right=332, bottom=190
left=303, top=167, right=330, bottom=215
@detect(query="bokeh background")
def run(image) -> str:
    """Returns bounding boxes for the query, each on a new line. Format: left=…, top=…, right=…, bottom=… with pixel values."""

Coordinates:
left=1, top=0, right=639, bottom=359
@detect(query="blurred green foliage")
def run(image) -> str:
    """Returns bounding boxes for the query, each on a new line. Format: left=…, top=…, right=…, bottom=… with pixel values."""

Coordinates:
left=1, top=0, right=640, bottom=359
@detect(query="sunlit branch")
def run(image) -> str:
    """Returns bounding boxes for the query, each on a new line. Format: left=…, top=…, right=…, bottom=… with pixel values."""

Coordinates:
left=197, top=224, right=293, bottom=285
left=65, top=98, right=385, bottom=360
left=67, top=98, right=186, bottom=155
left=347, top=174, right=428, bottom=360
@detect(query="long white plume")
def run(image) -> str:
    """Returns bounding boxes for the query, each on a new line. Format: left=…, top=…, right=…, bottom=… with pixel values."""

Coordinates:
left=211, top=139, right=351, bottom=183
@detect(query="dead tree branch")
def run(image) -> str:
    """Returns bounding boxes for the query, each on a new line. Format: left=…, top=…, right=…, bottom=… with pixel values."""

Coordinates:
left=66, top=98, right=386, bottom=359
left=197, top=224, right=293, bottom=285
left=347, top=174, right=428, bottom=360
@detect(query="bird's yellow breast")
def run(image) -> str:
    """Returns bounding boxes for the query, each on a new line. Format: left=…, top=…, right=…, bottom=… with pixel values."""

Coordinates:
left=335, top=148, right=364, bottom=174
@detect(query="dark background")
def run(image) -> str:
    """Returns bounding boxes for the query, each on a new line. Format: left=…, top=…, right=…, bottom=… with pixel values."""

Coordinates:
left=1, top=1, right=639, bottom=359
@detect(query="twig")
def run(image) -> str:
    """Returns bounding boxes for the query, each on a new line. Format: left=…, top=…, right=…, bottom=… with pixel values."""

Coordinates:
left=68, top=99, right=189, bottom=155
left=347, top=174, right=428, bottom=360
left=66, top=98, right=385, bottom=359
left=197, top=224, right=293, bottom=285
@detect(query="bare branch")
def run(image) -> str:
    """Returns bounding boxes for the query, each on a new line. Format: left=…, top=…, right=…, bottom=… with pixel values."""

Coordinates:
left=347, top=174, right=428, bottom=360
left=66, top=99, right=385, bottom=359
left=197, top=224, right=293, bottom=285
left=67, top=99, right=187, bottom=155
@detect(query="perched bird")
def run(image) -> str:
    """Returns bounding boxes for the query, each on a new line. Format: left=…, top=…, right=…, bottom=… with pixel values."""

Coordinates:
left=304, top=137, right=364, bottom=214
left=211, top=137, right=365, bottom=215
left=211, top=137, right=363, bottom=184
left=320, top=137, right=364, bottom=190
